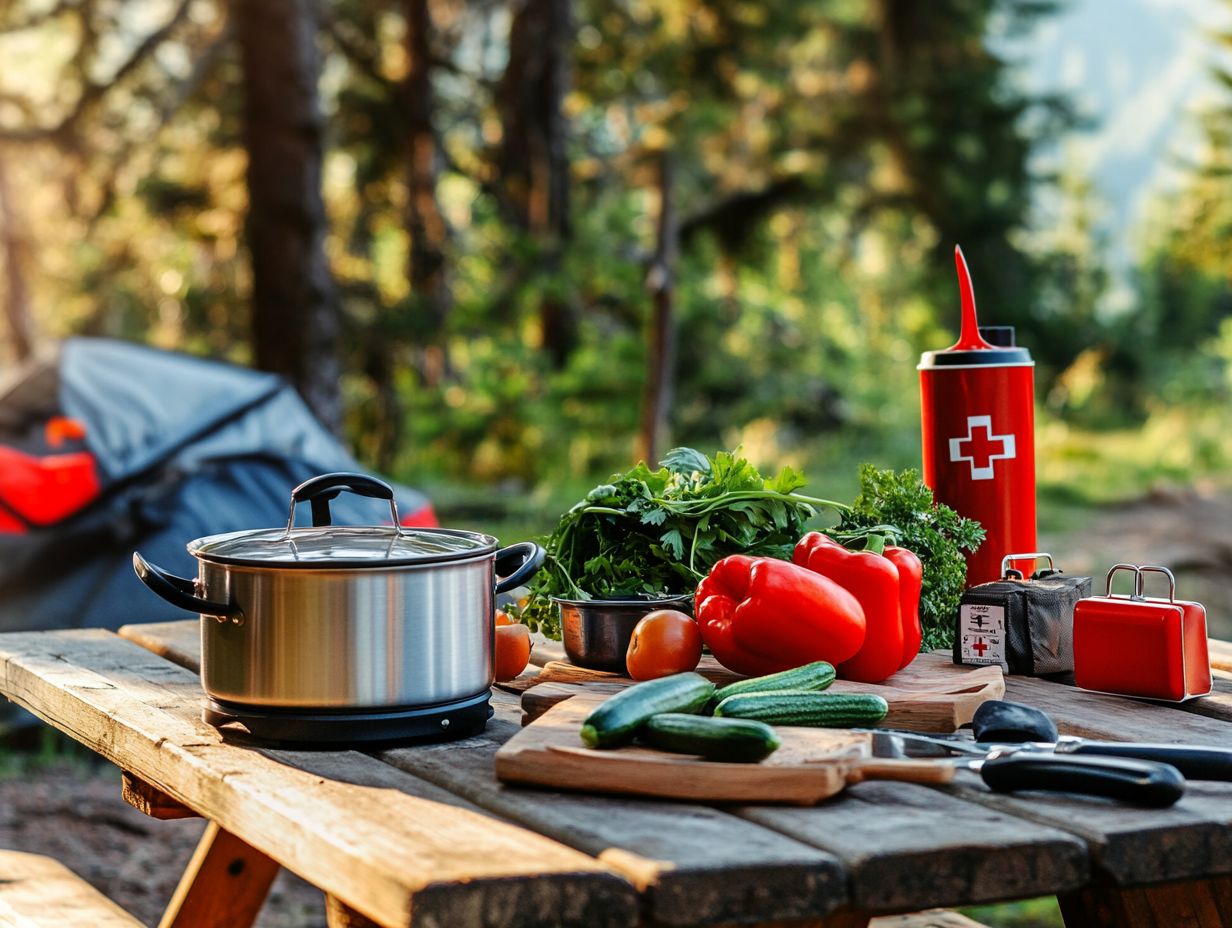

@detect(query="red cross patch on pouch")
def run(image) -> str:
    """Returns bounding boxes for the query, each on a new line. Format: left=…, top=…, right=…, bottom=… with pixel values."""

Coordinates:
left=959, top=602, right=1007, bottom=667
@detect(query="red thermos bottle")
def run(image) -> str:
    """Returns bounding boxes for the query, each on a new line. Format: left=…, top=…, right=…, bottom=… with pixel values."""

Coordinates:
left=919, top=246, right=1037, bottom=587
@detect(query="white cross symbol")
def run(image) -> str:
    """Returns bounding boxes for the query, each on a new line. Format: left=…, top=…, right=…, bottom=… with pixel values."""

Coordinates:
left=949, top=415, right=1016, bottom=481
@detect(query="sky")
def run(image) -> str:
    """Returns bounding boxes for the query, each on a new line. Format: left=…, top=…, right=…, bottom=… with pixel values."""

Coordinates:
left=1007, top=0, right=1232, bottom=298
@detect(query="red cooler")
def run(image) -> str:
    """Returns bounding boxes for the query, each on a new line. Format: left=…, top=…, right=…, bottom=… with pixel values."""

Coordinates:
left=919, top=247, right=1037, bottom=586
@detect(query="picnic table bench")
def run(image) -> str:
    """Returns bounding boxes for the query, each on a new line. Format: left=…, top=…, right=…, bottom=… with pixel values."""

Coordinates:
left=1, top=621, right=1231, bottom=928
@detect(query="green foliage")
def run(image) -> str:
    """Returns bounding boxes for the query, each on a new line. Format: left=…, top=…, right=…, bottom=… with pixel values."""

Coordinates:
left=960, top=898, right=1062, bottom=927
left=1063, top=11, right=1232, bottom=426
left=836, top=465, right=985, bottom=650
left=0, top=0, right=1136, bottom=516
left=521, top=448, right=841, bottom=636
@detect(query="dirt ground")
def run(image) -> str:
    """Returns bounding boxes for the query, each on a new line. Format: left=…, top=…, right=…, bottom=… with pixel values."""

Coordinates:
left=0, top=763, right=327, bottom=925
left=0, top=486, right=1228, bottom=926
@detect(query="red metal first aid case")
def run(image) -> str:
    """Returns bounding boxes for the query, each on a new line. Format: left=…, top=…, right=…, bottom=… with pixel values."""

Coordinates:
left=1073, top=564, right=1211, bottom=702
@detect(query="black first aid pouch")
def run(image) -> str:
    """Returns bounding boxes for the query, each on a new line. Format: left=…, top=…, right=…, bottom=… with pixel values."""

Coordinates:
left=953, top=553, right=1091, bottom=676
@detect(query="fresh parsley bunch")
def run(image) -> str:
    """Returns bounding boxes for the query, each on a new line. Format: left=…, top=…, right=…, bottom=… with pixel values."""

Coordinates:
left=521, top=447, right=842, bottom=637
left=834, top=465, right=985, bottom=650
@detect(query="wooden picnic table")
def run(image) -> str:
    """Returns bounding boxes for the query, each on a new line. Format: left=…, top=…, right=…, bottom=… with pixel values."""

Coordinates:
left=1, top=622, right=1232, bottom=928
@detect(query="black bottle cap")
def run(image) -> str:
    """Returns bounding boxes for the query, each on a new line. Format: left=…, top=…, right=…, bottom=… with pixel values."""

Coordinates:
left=919, top=343, right=1032, bottom=368
left=979, top=326, right=1017, bottom=348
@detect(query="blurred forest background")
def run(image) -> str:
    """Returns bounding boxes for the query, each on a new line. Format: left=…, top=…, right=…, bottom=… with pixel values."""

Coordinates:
left=1, top=0, right=1231, bottom=522
left=3, top=5, right=1232, bottom=925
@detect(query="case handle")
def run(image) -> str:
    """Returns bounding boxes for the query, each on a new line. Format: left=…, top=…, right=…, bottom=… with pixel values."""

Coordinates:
left=1102, top=563, right=1177, bottom=602
left=1136, top=565, right=1177, bottom=603
left=1104, top=563, right=1141, bottom=598
left=1001, top=552, right=1054, bottom=580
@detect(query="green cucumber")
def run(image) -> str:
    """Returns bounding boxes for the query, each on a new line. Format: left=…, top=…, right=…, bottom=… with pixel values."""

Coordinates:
left=712, top=661, right=836, bottom=705
left=580, top=673, right=716, bottom=749
left=639, top=713, right=780, bottom=763
left=713, top=691, right=889, bottom=727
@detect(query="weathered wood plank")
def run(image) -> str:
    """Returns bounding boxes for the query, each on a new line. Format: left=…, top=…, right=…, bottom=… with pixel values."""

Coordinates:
left=125, top=622, right=1086, bottom=919
left=1058, top=875, right=1232, bottom=927
left=951, top=776, right=1232, bottom=890
left=1001, top=675, right=1232, bottom=743
left=119, top=620, right=201, bottom=673
left=0, top=630, right=638, bottom=928
left=1208, top=639, right=1232, bottom=673
left=118, top=622, right=856, bottom=924
left=326, top=896, right=384, bottom=928
left=0, top=850, right=143, bottom=927
left=1172, top=675, right=1232, bottom=726
left=122, top=771, right=199, bottom=819
left=382, top=698, right=848, bottom=927
left=114, top=622, right=1232, bottom=915
left=158, top=821, right=280, bottom=928
left=819, top=916, right=869, bottom=928
left=948, top=675, right=1232, bottom=888
left=737, top=778, right=1089, bottom=913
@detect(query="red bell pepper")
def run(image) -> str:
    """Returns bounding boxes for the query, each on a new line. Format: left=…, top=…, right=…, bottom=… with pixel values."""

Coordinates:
left=883, top=545, right=923, bottom=670
left=792, top=532, right=921, bottom=683
left=694, top=554, right=866, bottom=677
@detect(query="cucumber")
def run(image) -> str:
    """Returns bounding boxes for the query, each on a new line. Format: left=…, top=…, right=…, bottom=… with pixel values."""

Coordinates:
left=639, top=713, right=780, bottom=763
left=580, top=673, right=716, bottom=748
left=712, top=661, right=836, bottom=705
left=713, top=691, right=889, bottom=727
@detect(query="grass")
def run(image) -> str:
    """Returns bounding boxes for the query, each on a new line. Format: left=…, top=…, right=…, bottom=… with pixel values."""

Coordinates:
left=1036, top=405, right=1232, bottom=506
left=961, top=898, right=1064, bottom=927
left=0, top=727, right=101, bottom=779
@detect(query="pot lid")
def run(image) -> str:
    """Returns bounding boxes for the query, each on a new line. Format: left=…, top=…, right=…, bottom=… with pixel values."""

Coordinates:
left=188, top=526, right=499, bottom=568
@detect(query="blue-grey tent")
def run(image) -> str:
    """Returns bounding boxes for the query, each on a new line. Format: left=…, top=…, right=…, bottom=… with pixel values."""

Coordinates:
left=0, top=338, right=434, bottom=633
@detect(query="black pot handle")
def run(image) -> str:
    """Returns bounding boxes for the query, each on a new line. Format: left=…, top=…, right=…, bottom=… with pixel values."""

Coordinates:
left=494, top=542, right=546, bottom=594
left=288, top=472, right=398, bottom=528
left=132, top=552, right=243, bottom=621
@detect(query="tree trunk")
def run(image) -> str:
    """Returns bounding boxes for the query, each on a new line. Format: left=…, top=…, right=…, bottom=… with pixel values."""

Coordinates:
left=497, top=0, right=574, bottom=367
left=236, top=0, right=343, bottom=434
left=403, top=0, right=450, bottom=386
left=637, top=153, right=676, bottom=465
left=0, top=154, right=34, bottom=362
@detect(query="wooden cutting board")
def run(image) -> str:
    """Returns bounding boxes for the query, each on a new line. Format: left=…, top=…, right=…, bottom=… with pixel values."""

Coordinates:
left=494, top=692, right=956, bottom=805
left=513, top=652, right=1004, bottom=732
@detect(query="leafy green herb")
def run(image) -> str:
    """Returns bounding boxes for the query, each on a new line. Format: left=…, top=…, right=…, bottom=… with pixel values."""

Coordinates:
left=521, top=448, right=843, bottom=636
left=833, top=465, right=984, bottom=650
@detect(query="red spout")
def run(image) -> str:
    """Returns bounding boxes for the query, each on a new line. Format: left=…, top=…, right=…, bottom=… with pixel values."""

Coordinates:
left=950, top=245, right=995, bottom=351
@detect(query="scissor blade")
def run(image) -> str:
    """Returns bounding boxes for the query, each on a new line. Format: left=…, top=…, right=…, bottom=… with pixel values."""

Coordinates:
left=869, top=733, right=1186, bottom=806
left=868, top=731, right=987, bottom=760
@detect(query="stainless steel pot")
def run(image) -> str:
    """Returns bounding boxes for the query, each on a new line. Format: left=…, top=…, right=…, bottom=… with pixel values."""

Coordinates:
left=132, top=473, right=544, bottom=716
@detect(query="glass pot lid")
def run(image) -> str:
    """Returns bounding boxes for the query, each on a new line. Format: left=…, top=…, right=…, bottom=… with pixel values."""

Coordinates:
left=186, top=472, right=498, bottom=568
left=188, top=525, right=498, bottom=568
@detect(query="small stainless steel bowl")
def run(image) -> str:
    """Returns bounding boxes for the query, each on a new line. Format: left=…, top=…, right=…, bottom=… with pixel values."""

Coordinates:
left=555, top=594, right=694, bottom=673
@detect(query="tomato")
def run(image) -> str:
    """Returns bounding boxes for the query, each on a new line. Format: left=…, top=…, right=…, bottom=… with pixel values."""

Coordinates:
left=495, top=622, right=532, bottom=681
left=495, top=609, right=514, bottom=626
left=625, top=609, right=703, bottom=681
